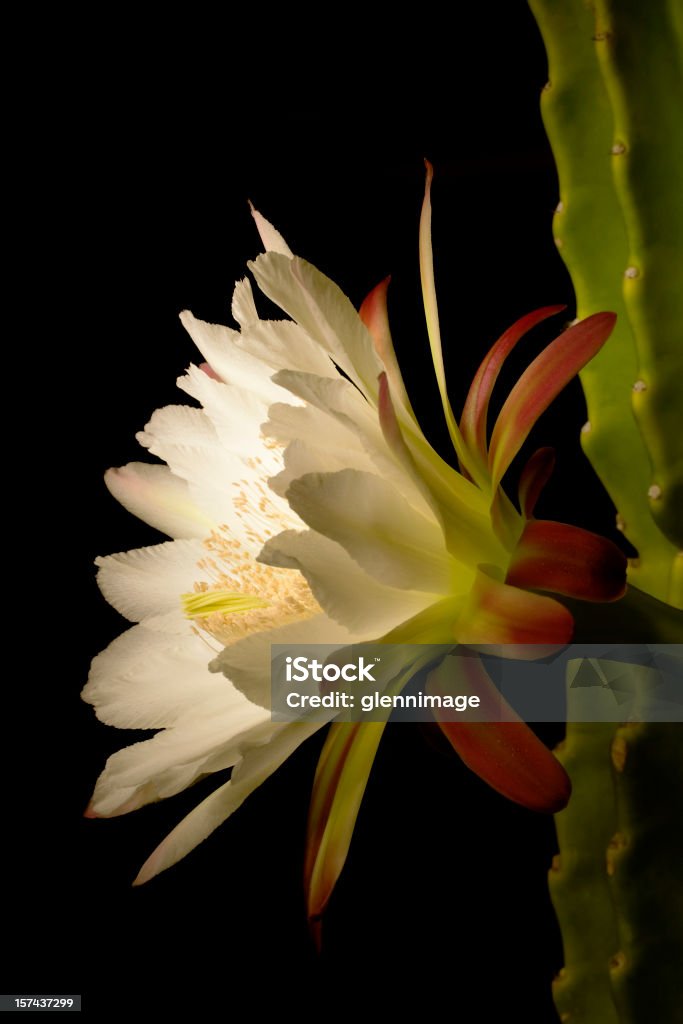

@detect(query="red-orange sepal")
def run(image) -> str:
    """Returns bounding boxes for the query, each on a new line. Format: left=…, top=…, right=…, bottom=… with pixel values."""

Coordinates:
left=427, top=654, right=571, bottom=813
left=506, top=520, right=627, bottom=602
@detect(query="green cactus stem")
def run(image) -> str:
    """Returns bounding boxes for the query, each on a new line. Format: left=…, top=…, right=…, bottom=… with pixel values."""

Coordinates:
left=606, top=721, right=683, bottom=1023
left=592, top=0, right=683, bottom=554
left=550, top=652, right=683, bottom=1024
left=550, top=721, right=621, bottom=1023
left=529, top=0, right=682, bottom=608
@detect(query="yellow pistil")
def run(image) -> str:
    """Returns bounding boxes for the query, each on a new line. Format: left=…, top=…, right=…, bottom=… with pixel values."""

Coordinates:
left=183, top=526, right=322, bottom=645
left=182, top=590, right=270, bottom=618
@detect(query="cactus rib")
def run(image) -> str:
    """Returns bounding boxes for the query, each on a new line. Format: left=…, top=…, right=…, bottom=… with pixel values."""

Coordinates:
left=549, top=723, right=621, bottom=1023
left=593, top=0, right=683, bottom=551
left=529, top=0, right=681, bottom=606
left=606, top=721, right=683, bottom=1023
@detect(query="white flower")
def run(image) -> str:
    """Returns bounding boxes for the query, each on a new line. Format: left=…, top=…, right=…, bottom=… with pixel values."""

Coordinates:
left=84, top=203, right=443, bottom=885
left=84, top=171, right=622, bottom=911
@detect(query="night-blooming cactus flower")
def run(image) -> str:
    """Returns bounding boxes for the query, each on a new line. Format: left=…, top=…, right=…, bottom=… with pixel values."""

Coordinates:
left=84, top=165, right=626, bottom=926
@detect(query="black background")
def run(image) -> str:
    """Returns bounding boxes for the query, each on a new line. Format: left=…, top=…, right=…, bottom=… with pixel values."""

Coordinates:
left=13, top=5, right=626, bottom=1019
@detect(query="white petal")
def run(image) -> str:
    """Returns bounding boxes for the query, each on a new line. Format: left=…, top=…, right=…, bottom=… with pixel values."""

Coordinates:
left=178, top=365, right=281, bottom=461
left=83, top=625, right=230, bottom=729
left=133, top=721, right=321, bottom=885
left=249, top=203, right=294, bottom=257
left=265, top=396, right=369, bottom=454
left=96, top=539, right=208, bottom=624
left=231, top=277, right=258, bottom=327
left=179, top=310, right=284, bottom=405
left=176, top=369, right=304, bottom=534
left=238, top=318, right=337, bottom=380
left=269, top=437, right=371, bottom=499
left=270, top=370, right=374, bottom=430
left=89, top=702, right=272, bottom=817
left=259, top=529, right=437, bottom=635
left=249, top=253, right=383, bottom=402
left=136, top=403, right=218, bottom=451
left=134, top=609, right=190, bottom=634
left=286, top=469, right=452, bottom=593
left=136, top=404, right=296, bottom=545
left=271, top=370, right=434, bottom=518
left=265, top=401, right=375, bottom=497
left=104, top=463, right=214, bottom=540
left=210, top=613, right=356, bottom=708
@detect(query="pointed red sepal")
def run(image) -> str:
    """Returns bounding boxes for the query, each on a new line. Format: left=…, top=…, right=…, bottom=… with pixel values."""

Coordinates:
left=304, top=724, right=356, bottom=895
left=305, top=722, right=385, bottom=929
left=359, top=277, right=393, bottom=360
left=427, top=655, right=571, bottom=813
left=506, top=519, right=627, bottom=602
left=360, top=278, right=415, bottom=419
left=489, top=312, right=617, bottom=488
left=455, top=566, right=575, bottom=646
left=460, top=306, right=566, bottom=462
left=518, top=447, right=556, bottom=518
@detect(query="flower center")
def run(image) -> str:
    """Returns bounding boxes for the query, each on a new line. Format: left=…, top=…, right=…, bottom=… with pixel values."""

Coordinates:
left=183, top=526, right=321, bottom=644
